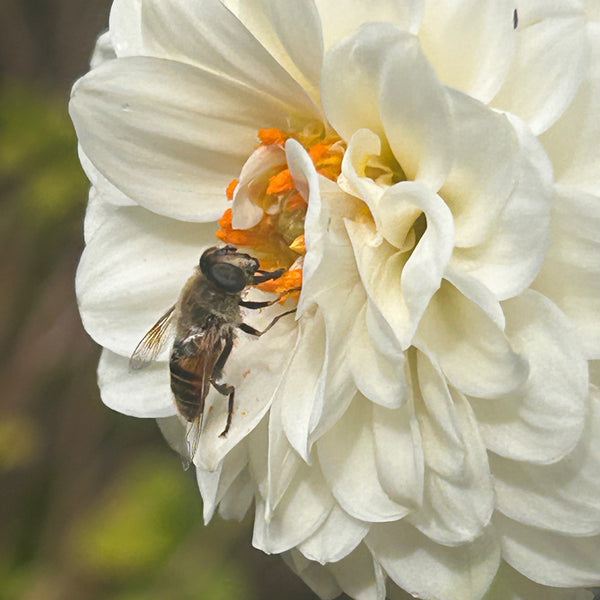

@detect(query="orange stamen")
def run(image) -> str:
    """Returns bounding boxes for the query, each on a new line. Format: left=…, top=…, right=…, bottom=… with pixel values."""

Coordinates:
left=258, top=128, right=289, bottom=146
left=226, top=179, right=239, bottom=200
left=266, top=168, right=295, bottom=195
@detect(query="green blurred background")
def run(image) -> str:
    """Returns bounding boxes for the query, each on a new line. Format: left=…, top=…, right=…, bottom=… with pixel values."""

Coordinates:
left=0, top=2, right=331, bottom=598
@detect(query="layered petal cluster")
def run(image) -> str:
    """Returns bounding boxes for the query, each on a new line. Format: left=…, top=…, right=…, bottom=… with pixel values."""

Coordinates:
left=70, top=1, right=600, bottom=599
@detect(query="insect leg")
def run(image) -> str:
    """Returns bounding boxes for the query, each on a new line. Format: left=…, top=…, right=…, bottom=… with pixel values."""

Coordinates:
left=239, top=288, right=301, bottom=310
left=211, top=380, right=235, bottom=437
left=252, top=268, right=285, bottom=285
left=239, top=309, right=296, bottom=337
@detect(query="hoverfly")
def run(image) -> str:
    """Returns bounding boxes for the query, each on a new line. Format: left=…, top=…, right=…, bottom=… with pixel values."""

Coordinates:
left=130, top=245, right=296, bottom=460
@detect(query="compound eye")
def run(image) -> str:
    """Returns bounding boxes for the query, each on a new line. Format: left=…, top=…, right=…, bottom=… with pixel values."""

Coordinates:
left=209, top=263, right=246, bottom=292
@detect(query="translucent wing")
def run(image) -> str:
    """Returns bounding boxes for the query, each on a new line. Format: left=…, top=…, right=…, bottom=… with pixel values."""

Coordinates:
left=129, top=305, right=176, bottom=370
left=170, top=326, right=225, bottom=463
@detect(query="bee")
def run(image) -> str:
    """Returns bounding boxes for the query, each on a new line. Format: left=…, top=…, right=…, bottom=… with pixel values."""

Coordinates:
left=130, top=244, right=296, bottom=459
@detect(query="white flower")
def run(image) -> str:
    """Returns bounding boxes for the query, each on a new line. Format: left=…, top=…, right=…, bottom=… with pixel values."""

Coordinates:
left=70, top=1, right=600, bottom=599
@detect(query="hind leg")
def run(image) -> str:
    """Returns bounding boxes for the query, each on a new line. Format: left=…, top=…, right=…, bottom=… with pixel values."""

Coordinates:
left=211, top=380, right=235, bottom=437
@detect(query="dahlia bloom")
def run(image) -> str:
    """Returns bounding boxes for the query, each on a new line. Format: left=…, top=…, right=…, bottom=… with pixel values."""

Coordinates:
left=70, top=1, right=600, bottom=598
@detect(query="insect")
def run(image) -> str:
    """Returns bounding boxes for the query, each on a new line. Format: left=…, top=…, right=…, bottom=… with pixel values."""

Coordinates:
left=130, top=244, right=296, bottom=459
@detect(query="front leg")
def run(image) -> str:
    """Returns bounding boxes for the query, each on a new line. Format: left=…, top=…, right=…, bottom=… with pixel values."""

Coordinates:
left=239, top=309, right=296, bottom=337
left=240, top=288, right=301, bottom=310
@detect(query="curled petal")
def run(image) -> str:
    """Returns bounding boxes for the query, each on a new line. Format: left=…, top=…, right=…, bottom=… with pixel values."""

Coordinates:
left=322, top=24, right=453, bottom=191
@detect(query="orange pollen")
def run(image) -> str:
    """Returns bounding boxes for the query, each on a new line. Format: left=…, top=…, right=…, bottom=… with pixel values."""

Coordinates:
left=226, top=179, right=239, bottom=200
left=217, top=126, right=344, bottom=299
left=258, top=127, right=289, bottom=146
left=266, top=168, right=295, bottom=195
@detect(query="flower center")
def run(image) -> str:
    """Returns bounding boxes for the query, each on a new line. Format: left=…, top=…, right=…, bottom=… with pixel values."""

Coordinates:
left=216, top=125, right=344, bottom=297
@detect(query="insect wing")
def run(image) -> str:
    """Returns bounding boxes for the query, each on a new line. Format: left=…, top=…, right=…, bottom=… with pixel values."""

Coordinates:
left=129, top=305, right=176, bottom=370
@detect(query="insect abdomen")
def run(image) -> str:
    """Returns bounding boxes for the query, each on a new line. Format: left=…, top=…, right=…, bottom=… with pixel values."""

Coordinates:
left=169, top=358, right=206, bottom=422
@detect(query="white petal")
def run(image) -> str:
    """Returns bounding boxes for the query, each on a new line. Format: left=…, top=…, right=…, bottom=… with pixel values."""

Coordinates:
left=279, top=311, right=326, bottom=462
left=415, top=280, right=529, bottom=399
left=266, top=384, right=301, bottom=516
left=283, top=550, right=343, bottom=600
left=491, top=6, right=589, bottom=134
left=349, top=305, right=409, bottom=409
left=219, top=0, right=324, bottom=102
left=196, top=440, right=248, bottom=523
left=194, top=313, right=297, bottom=471
left=315, top=0, right=424, bottom=49
left=328, top=544, right=387, bottom=600
left=70, top=56, right=309, bottom=222
left=218, top=467, right=254, bottom=521
left=449, top=115, right=552, bottom=301
left=470, top=291, right=588, bottom=464
left=367, top=521, right=501, bottom=600
left=90, top=31, right=116, bottom=69
left=484, top=561, right=596, bottom=600
left=76, top=204, right=216, bottom=356
left=140, top=0, right=320, bottom=114
left=298, top=503, right=370, bottom=564
left=252, top=461, right=333, bottom=554
left=317, top=396, right=411, bottom=522
left=533, top=185, right=600, bottom=359
left=439, top=90, right=519, bottom=248
left=97, top=350, right=176, bottom=418
left=108, top=0, right=143, bottom=57
left=286, top=138, right=362, bottom=317
left=232, top=144, right=286, bottom=229
left=541, top=23, right=600, bottom=195
left=495, top=512, right=600, bottom=588
left=489, top=386, right=600, bottom=536
left=420, top=0, right=516, bottom=103
left=371, top=400, right=424, bottom=510
left=78, top=146, right=135, bottom=208
left=410, top=354, right=495, bottom=545
left=322, top=24, right=453, bottom=191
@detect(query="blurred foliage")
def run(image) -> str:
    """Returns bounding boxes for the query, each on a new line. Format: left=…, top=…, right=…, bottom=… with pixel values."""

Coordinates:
left=0, top=76, right=320, bottom=600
